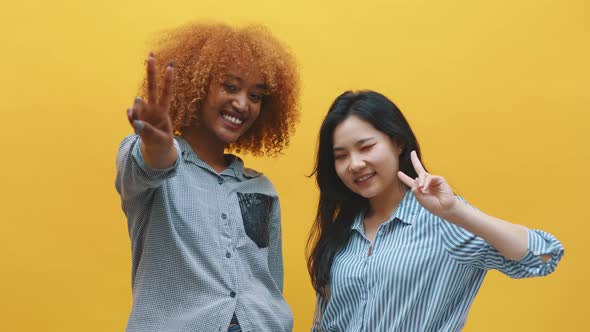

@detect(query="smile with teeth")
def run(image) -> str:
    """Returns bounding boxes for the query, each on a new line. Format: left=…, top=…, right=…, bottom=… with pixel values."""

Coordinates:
left=222, top=112, right=243, bottom=125
left=354, top=172, right=375, bottom=183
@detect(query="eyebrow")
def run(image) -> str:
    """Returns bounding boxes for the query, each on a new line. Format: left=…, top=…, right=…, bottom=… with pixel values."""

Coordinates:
left=223, top=74, right=268, bottom=91
left=333, top=137, right=375, bottom=151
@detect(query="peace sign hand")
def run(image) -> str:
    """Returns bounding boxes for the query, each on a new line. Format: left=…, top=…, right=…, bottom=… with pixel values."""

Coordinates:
left=127, top=53, right=175, bottom=148
left=397, top=151, right=458, bottom=219
left=126, top=53, right=177, bottom=168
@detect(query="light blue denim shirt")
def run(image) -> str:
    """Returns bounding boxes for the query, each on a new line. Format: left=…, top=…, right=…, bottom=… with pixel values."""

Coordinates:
left=312, top=191, right=564, bottom=332
left=116, top=135, right=292, bottom=332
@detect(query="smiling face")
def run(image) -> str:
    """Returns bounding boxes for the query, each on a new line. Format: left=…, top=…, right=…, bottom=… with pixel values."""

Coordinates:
left=332, top=115, right=403, bottom=203
left=198, top=62, right=267, bottom=146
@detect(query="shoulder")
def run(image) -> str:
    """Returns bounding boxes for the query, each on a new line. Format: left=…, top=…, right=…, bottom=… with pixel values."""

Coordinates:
left=239, top=166, right=279, bottom=197
left=242, top=167, right=263, bottom=179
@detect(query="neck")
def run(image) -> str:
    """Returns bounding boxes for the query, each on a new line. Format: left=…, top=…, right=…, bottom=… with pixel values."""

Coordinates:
left=366, top=184, right=407, bottom=223
left=180, top=126, right=228, bottom=172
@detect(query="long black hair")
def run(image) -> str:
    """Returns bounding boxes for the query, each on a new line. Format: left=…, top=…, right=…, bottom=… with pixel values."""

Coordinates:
left=307, top=90, right=424, bottom=296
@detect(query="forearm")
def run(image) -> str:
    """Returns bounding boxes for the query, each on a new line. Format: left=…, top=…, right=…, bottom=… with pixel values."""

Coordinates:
left=141, top=139, right=177, bottom=169
left=443, top=201, right=529, bottom=261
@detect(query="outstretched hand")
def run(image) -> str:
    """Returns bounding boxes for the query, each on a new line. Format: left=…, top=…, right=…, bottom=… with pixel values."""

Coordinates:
left=127, top=53, right=175, bottom=148
left=397, top=151, right=457, bottom=218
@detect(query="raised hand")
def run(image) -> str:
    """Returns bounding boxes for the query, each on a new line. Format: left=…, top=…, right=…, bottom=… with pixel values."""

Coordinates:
left=126, top=53, right=177, bottom=168
left=397, top=151, right=457, bottom=219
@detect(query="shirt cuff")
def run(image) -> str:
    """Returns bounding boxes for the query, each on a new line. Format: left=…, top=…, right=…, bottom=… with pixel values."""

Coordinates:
left=131, top=136, right=181, bottom=179
left=516, top=229, right=564, bottom=276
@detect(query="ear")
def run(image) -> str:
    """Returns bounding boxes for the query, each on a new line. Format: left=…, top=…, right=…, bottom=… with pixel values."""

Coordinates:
left=394, top=140, right=405, bottom=156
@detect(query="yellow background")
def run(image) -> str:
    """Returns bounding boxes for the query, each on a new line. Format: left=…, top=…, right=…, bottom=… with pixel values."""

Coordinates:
left=1, top=0, right=588, bottom=331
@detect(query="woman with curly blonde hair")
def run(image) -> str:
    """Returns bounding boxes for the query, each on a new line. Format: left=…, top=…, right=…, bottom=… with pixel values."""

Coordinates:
left=115, top=22, right=299, bottom=332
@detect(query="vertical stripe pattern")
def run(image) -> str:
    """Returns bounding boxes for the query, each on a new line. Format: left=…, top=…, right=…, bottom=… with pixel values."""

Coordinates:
left=312, top=191, right=564, bottom=331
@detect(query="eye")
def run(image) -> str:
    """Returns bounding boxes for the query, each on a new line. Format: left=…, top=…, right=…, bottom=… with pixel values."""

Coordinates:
left=361, top=143, right=376, bottom=151
left=222, top=83, right=238, bottom=93
left=249, top=93, right=263, bottom=103
left=333, top=154, right=346, bottom=160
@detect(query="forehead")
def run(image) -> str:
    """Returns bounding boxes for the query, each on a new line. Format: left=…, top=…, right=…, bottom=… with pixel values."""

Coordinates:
left=218, top=62, right=265, bottom=85
left=333, top=116, right=384, bottom=147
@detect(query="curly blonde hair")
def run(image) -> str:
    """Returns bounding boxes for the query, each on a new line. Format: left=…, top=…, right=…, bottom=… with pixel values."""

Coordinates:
left=142, top=22, right=300, bottom=156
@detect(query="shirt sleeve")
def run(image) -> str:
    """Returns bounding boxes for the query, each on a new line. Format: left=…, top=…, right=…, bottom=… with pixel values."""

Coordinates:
left=115, top=134, right=181, bottom=202
left=267, top=196, right=284, bottom=292
left=438, top=197, right=564, bottom=278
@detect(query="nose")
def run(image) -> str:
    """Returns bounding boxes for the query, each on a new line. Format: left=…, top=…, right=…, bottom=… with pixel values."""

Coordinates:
left=232, top=92, right=248, bottom=113
left=349, top=153, right=366, bottom=172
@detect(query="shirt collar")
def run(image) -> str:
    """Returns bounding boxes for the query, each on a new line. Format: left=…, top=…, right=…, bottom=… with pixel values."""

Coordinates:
left=390, top=190, right=418, bottom=225
left=176, top=136, right=245, bottom=179
left=351, top=190, right=418, bottom=232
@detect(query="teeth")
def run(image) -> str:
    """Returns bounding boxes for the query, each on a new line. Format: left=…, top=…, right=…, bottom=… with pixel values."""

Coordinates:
left=355, top=173, right=374, bottom=182
left=222, top=114, right=243, bottom=125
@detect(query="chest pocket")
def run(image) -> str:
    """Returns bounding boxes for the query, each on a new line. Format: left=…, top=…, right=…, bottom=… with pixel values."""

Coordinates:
left=237, top=192, right=273, bottom=248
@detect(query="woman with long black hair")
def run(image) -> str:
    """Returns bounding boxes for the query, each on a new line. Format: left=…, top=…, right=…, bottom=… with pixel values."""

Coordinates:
left=307, top=90, right=563, bottom=331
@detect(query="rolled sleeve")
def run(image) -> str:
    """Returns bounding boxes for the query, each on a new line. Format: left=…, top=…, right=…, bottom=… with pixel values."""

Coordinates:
left=115, top=135, right=181, bottom=201
left=131, top=136, right=180, bottom=180
left=440, top=216, right=564, bottom=278
left=510, top=229, right=565, bottom=277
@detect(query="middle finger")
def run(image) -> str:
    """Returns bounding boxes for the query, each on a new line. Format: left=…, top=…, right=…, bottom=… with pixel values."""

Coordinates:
left=146, top=53, right=158, bottom=105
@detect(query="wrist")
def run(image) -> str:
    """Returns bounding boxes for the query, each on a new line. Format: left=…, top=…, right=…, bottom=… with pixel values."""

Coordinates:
left=141, top=139, right=177, bottom=169
left=440, top=199, right=471, bottom=226
left=142, top=138, right=173, bottom=155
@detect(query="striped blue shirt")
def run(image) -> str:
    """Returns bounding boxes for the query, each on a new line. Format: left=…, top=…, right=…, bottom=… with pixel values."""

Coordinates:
left=115, top=135, right=292, bottom=332
left=312, top=191, right=564, bottom=332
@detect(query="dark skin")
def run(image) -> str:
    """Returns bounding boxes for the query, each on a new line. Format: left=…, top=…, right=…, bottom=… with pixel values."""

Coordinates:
left=127, top=54, right=177, bottom=169
left=127, top=53, right=267, bottom=173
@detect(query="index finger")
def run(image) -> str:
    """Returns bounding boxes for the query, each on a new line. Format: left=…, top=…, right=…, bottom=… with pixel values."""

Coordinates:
left=397, top=171, right=416, bottom=188
left=146, top=53, right=157, bottom=105
left=158, top=62, right=175, bottom=110
left=410, top=150, right=426, bottom=175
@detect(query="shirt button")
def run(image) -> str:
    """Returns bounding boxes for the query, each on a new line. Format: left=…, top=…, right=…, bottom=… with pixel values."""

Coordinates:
left=226, top=251, right=232, bottom=258
left=230, top=291, right=236, bottom=298
left=221, top=213, right=227, bottom=219
left=218, top=178, right=224, bottom=184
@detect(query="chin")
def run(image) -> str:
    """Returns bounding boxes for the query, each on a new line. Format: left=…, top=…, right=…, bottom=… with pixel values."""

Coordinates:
left=214, top=130, right=240, bottom=144
left=356, top=188, right=383, bottom=200
left=353, top=189, right=374, bottom=199
left=221, top=137, right=239, bottom=145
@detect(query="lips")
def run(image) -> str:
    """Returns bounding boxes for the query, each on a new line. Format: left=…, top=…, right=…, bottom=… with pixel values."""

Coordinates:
left=354, top=172, right=376, bottom=183
left=221, top=111, right=245, bottom=128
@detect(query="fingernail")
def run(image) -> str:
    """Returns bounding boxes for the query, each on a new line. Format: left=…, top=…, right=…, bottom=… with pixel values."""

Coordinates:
left=135, top=96, right=142, bottom=103
left=133, top=120, right=144, bottom=134
left=149, top=52, right=154, bottom=58
left=168, top=60, right=175, bottom=68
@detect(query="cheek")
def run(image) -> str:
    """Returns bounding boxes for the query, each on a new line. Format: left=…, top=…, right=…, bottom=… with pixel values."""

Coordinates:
left=206, top=83, right=222, bottom=99
left=202, top=92, right=221, bottom=110
left=250, top=104, right=262, bottom=119
left=334, top=163, right=348, bottom=182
